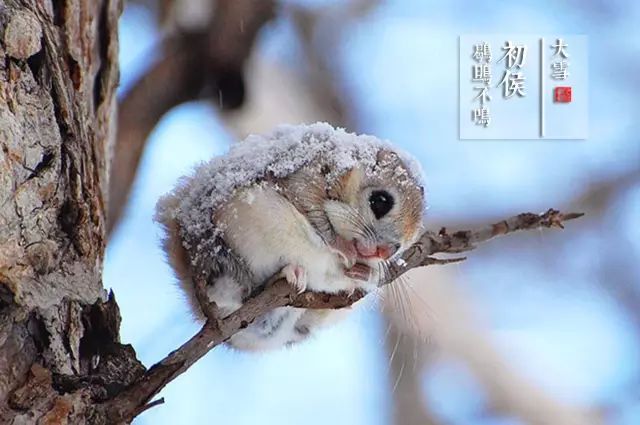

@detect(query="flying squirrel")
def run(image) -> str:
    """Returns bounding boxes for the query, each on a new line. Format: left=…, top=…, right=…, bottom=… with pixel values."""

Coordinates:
left=155, top=123, right=425, bottom=350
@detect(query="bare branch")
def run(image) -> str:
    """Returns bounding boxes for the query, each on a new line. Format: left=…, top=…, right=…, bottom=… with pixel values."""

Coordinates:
left=382, top=208, right=583, bottom=282
left=101, top=208, right=582, bottom=422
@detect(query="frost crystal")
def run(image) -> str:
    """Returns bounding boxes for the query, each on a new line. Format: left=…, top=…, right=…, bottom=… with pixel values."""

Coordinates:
left=155, top=122, right=424, bottom=261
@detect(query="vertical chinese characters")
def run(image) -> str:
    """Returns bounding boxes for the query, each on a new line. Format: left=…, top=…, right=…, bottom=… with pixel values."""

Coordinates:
left=551, top=38, right=569, bottom=80
left=471, top=41, right=492, bottom=127
left=498, top=41, right=527, bottom=98
left=459, top=34, right=587, bottom=139
left=551, top=38, right=572, bottom=103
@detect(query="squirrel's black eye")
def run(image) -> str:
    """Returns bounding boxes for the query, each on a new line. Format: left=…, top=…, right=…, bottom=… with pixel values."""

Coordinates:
left=369, top=190, right=394, bottom=219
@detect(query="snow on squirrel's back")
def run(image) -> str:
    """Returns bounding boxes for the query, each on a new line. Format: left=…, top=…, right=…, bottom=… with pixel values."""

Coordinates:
left=155, top=122, right=423, bottom=247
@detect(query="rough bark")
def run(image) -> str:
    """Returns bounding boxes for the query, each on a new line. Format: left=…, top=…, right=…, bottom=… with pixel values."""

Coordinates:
left=0, top=0, right=129, bottom=423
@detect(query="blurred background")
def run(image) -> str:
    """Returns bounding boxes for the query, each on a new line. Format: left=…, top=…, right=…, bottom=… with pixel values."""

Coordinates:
left=104, top=0, right=640, bottom=424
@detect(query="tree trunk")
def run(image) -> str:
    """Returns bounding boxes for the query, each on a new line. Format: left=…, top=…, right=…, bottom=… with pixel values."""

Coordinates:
left=0, top=0, right=132, bottom=423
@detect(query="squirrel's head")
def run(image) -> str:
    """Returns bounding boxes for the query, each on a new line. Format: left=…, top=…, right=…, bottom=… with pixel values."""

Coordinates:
left=324, top=149, right=425, bottom=271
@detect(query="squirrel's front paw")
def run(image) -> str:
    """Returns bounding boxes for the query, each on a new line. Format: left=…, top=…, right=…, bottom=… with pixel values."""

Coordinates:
left=281, top=264, right=308, bottom=293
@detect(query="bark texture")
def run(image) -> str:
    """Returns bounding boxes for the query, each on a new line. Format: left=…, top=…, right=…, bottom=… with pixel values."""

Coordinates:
left=0, top=0, right=128, bottom=422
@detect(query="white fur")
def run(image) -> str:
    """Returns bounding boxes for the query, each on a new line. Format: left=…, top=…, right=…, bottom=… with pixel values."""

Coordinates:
left=211, top=184, right=375, bottom=350
left=206, top=275, right=243, bottom=316
left=217, top=184, right=374, bottom=294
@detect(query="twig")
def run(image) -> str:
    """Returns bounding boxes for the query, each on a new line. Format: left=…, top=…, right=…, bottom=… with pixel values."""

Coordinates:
left=101, top=208, right=582, bottom=422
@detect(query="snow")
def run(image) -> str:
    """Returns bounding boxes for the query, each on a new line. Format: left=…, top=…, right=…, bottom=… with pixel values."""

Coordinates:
left=155, top=122, right=424, bottom=262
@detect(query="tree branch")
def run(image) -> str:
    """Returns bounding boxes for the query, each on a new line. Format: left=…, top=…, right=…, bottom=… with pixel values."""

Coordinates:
left=101, top=208, right=583, bottom=422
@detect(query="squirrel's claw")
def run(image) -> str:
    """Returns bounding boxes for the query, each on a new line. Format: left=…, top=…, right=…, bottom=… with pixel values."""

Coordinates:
left=281, top=264, right=308, bottom=293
